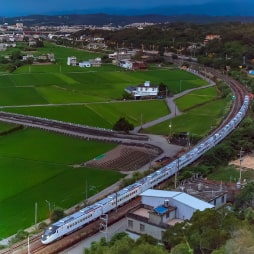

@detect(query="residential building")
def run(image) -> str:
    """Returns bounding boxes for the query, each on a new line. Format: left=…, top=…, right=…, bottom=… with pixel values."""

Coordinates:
left=126, top=189, right=214, bottom=241
left=67, top=56, right=77, bottom=66
left=79, top=61, right=91, bottom=67
left=125, top=81, right=159, bottom=99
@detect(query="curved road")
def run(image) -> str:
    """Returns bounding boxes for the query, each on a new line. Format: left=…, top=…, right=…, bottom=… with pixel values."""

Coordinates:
left=0, top=71, right=218, bottom=250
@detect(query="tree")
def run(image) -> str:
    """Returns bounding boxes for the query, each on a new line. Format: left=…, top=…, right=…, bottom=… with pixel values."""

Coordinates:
left=234, top=182, right=254, bottom=211
left=135, top=234, right=158, bottom=246
left=244, top=207, right=254, bottom=224
left=130, top=243, right=168, bottom=254
left=170, top=242, right=193, bottom=254
left=122, top=91, right=134, bottom=100
left=223, top=228, right=254, bottom=254
left=113, top=117, right=134, bottom=133
left=185, top=208, right=238, bottom=253
left=162, top=221, right=187, bottom=249
left=158, top=83, right=170, bottom=97
left=49, top=208, right=65, bottom=223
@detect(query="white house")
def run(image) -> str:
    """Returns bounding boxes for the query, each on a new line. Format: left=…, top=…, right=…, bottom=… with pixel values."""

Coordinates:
left=126, top=189, right=214, bottom=241
left=136, top=81, right=158, bottom=97
left=141, top=189, right=214, bottom=220
left=125, top=81, right=159, bottom=99
left=67, top=56, right=77, bottom=66
left=119, top=60, right=133, bottom=69
left=79, top=61, right=91, bottom=67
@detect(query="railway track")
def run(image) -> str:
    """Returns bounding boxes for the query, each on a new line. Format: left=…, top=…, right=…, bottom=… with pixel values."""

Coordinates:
left=0, top=68, right=248, bottom=254
left=0, top=112, right=149, bottom=143
left=0, top=198, right=141, bottom=254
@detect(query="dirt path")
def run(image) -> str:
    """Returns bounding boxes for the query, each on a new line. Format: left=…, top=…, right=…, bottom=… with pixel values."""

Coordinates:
left=230, top=154, right=254, bottom=169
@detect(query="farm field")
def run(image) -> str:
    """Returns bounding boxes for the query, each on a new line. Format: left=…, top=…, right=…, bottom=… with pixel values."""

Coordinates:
left=0, top=42, right=207, bottom=105
left=0, top=43, right=212, bottom=239
left=176, top=86, right=219, bottom=111
left=0, top=68, right=206, bottom=105
left=143, top=91, right=229, bottom=138
left=0, top=127, right=123, bottom=237
left=3, top=100, right=169, bottom=128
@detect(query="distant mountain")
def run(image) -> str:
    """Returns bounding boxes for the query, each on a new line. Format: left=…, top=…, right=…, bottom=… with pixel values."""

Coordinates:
left=5, top=13, right=254, bottom=27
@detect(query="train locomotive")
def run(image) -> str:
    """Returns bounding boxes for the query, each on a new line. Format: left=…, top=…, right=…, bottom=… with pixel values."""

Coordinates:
left=41, top=95, right=249, bottom=244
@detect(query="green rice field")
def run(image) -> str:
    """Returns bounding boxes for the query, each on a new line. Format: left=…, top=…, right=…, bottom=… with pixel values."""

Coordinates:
left=3, top=100, right=169, bottom=128
left=0, top=42, right=214, bottom=238
left=0, top=128, right=122, bottom=237
left=143, top=97, right=229, bottom=137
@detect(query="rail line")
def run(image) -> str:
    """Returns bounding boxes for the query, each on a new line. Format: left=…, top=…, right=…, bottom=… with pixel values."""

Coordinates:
left=0, top=69, right=249, bottom=254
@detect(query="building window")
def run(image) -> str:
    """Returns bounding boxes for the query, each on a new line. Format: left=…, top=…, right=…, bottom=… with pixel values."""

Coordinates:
left=140, top=223, right=145, bottom=232
left=128, top=220, right=133, bottom=229
left=221, top=195, right=225, bottom=203
left=214, top=199, right=217, bottom=206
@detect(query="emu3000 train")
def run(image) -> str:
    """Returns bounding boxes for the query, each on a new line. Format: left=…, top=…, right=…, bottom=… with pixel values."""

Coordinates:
left=41, top=96, right=249, bottom=244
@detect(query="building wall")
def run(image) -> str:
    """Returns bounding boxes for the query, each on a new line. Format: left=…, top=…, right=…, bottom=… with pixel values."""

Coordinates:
left=127, top=218, right=166, bottom=241
left=67, top=56, right=77, bottom=66
left=209, top=193, right=227, bottom=208
left=149, top=209, right=176, bottom=224
left=169, top=200, right=196, bottom=220
left=142, top=196, right=196, bottom=220
left=136, top=86, right=158, bottom=96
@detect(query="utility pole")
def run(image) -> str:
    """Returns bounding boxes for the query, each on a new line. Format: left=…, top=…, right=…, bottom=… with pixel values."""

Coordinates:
left=85, top=180, right=88, bottom=206
left=239, top=147, right=244, bottom=183
left=27, top=235, right=31, bottom=254
left=140, top=112, right=143, bottom=129
left=99, top=214, right=108, bottom=241
left=175, top=158, right=179, bottom=188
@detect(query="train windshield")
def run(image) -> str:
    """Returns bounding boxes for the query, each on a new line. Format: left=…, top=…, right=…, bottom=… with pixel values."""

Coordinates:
left=42, top=225, right=58, bottom=238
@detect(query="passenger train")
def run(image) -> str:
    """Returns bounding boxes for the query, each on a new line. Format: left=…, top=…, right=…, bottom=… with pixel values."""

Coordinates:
left=41, top=95, right=249, bottom=244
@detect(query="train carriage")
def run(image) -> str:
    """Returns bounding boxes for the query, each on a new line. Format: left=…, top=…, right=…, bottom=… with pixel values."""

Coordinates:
left=41, top=95, right=249, bottom=244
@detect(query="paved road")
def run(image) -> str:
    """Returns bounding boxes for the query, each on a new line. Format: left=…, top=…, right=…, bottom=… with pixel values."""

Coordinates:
left=133, top=77, right=215, bottom=132
left=0, top=71, right=214, bottom=247
left=59, top=218, right=132, bottom=254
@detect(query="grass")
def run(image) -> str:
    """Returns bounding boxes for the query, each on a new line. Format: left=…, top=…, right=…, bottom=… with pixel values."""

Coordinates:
left=176, top=86, right=219, bottom=111
left=0, top=68, right=206, bottom=105
left=143, top=98, right=228, bottom=136
left=0, top=43, right=211, bottom=238
left=0, top=128, right=123, bottom=237
left=208, top=165, right=254, bottom=183
left=0, top=122, right=18, bottom=133
left=2, top=100, right=169, bottom=128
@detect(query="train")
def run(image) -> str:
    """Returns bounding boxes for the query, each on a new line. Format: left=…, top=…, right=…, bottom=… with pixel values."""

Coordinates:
left=41, top=95, right=249, bottom=244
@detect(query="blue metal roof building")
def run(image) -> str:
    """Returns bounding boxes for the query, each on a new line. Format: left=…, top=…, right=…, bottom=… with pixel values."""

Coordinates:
left=140, top=189, right=214, bottom=220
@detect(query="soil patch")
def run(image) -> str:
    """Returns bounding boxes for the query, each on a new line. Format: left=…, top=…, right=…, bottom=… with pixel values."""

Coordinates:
left=84, top=144, right=161, bottom=171
left=229, top=154, right=254, bottom=169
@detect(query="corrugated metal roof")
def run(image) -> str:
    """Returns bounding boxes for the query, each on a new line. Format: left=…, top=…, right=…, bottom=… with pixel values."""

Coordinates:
left=141, top=189, right=214, bottom=211
left=141, top=189, right=180, bottom=198
left=173, top=192, right=214, bottom=211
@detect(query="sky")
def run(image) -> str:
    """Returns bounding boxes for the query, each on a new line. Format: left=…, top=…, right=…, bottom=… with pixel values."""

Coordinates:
left=1, top=0, right=254, bottom=17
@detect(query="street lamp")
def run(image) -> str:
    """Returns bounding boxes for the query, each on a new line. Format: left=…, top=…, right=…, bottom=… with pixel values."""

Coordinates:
left=168, top=121, right=172, bottom=143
